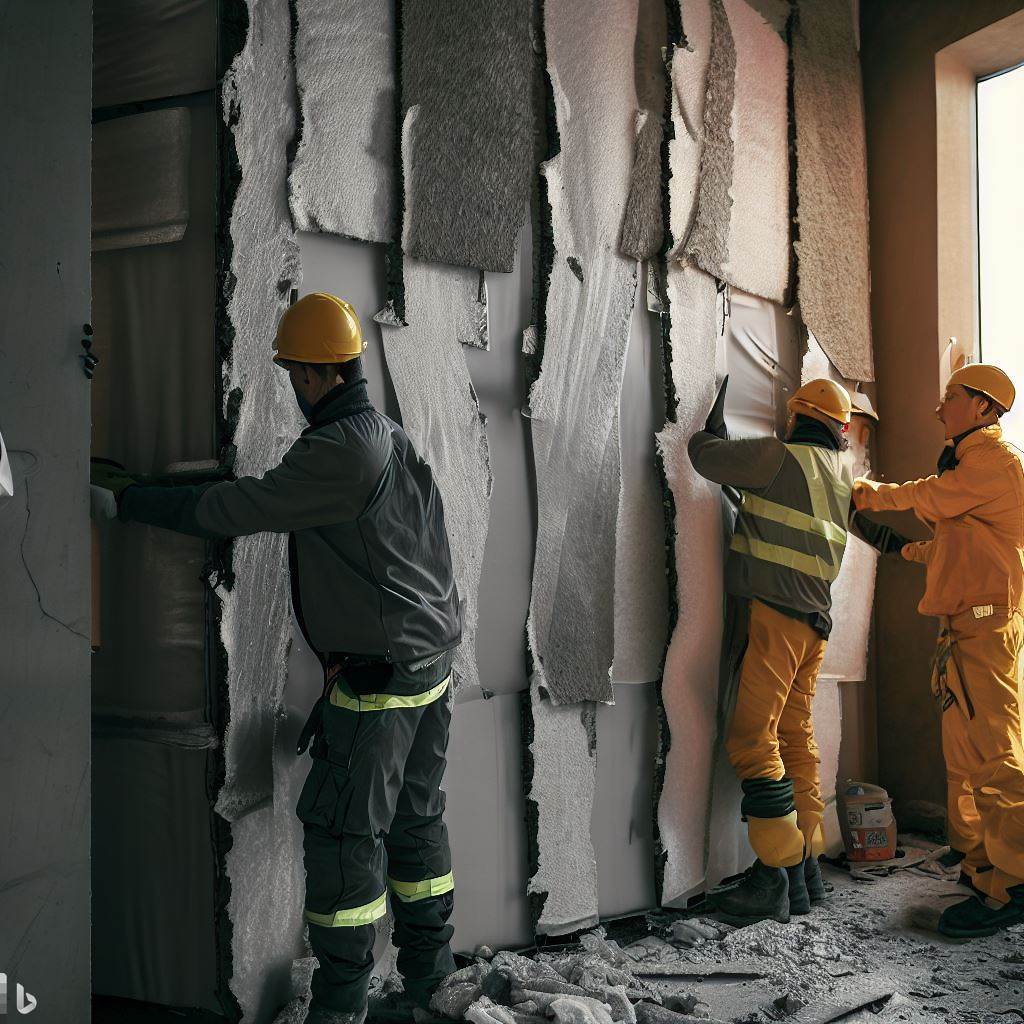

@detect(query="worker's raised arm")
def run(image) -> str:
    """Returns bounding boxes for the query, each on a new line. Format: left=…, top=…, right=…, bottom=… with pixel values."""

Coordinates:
left=119, top=424, right=391, bottom=538
left=848, top=509, right=909, bottom=555
left=852, top=457, right=994, bottom=522
left=687, top=431, right=787, bottom=490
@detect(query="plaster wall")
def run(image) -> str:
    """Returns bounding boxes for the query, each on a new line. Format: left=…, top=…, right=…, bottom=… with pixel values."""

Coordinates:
left=0, top=3, right=93, bottom=1022
left=860, top=0, right=1024, bottom=813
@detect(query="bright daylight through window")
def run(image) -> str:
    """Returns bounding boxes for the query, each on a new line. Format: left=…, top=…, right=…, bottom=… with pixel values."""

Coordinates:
left=978, top=63, right=1024, bottom=443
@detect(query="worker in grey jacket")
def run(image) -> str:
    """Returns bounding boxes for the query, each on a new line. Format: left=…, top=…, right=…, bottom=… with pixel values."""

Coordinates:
left=91, top=293, right=462, bottom=1024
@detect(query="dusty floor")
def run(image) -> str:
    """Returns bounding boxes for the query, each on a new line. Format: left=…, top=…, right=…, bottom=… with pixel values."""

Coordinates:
left=377, top=854, right=1023, bottom=1024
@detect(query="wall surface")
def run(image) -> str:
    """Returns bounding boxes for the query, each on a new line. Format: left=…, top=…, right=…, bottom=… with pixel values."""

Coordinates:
left=861, top=0, right=1024, bottom=813
left=0, top=3, right=93, bottom=1022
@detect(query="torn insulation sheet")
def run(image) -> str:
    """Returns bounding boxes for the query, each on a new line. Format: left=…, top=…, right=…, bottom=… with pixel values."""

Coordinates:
left=526, top=680, right=600, bottom=935
left=812, top=676, right=843, bottom=852
left=219, top=1, right=307, bottom=1019
left=792, top=0, right=873, bottom=381
left=655, top=264, right=726, bottom=905
left=685, top=0, right=789, bottom=303
left=401, top=0, right=532, bottom=272
left=745, top=0, right=790, bottom=35
left=527, top=0, right=639, bottom=706
left=217, top=0, right=302, bottom=824
left=288, top=0, right=396, bottom=243
left=379, top=259, right=492, bottom=696
left=667, top=0, right=712, bottom=253
left=619, top=0, right=669, bottom=260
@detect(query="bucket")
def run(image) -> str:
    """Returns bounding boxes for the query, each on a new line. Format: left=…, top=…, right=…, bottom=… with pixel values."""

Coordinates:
left=837, top=781, right=898, bottom=861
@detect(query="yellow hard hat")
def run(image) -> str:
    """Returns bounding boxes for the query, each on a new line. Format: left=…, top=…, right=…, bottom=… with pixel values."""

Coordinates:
left=850, top=391, right=879, bottom=422
left=273, top=292, right=365, bottom=365
left=947, top=363, right=1015, bottom=412
left=787, top=378, right=852, bottom=426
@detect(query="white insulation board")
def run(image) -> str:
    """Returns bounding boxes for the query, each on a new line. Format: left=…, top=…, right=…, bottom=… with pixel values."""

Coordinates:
left=527, top=0, right=639, bottom=707
left=380, top=258, right=493, bottom=697
left=288, top=0, right=396, bottom=243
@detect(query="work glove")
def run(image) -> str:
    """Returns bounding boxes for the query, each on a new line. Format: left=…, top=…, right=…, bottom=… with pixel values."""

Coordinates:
left=90, top=459, right=140, bottom=499
left=705, top=375, right=729, bottom=439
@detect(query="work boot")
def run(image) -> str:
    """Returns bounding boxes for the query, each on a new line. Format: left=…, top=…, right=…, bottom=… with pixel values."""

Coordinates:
left=708, top=859, right=790, bottom=926
left=304, top=1006, right=367, bottom=1024
left=935, top=886, right=1024, bottom=939
left=805, top=855, right=827, bottom=904
left=786, top=861, right=811, bottom=915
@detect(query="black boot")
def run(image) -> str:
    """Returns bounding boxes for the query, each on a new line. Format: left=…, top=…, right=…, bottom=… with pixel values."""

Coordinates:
left=805, top=855, right=827, bottom=904
left=709, top=860, right=790, bottom=926
left=937, top=883, right=1024, bottom=939
left=787, top=861, right=811, bottom=915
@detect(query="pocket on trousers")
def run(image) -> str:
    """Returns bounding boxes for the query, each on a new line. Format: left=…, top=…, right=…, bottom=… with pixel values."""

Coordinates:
left=296, top=758, right=347, bottom=832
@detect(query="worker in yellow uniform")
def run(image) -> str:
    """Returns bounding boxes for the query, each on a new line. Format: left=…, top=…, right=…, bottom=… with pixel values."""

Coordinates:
left=853, top=363, right=1024, bottom=938
left=690, top=378, right=857, bottom=924
left=92, top=294, right=462, bottom=1024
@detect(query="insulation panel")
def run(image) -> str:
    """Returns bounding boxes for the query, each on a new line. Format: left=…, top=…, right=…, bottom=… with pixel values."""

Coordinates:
left=401, top=0, right=533, bottom=272
left=380, top=258, right=493, bottom=696
left=289, top=0, right=397, bottom=244
left=793, top=0, right=873, bottom=381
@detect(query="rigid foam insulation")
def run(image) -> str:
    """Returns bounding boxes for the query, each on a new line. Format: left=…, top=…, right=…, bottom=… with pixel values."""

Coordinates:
left=614, top=263, right=669, bottom=685
left=655, top=265, right=726, bottom=904
left=92, top=108, right=191, bottom=251
left=288, top=0, right=397, bottom=244
left=528, top=681, right=600, bottom=935
left=217, top=0, right=303, bottom=824
left=527, top=0, right=639, bottom=707
left=792, top=0, right=873, bottom=382
left=619, top=0, right=669, bottom=260
left=93, top=0, right=216, bottom=108
left=400, top=0, right=533, bottom=272
left=92, top=739, right=219, bottom=1011
left=667, top=0, right=712, bottom=253
left=685, top=0, right=789, bottom=304
left=379, top=256, right=492, bottom=697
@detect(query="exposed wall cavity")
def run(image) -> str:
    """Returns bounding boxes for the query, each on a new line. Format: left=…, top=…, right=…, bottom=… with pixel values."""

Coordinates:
left=379, top=258, right=493, bottom=696
left=527, top=0, right=639, bottom=707
left=793, top=0, right=873, bottom=381
left=526, top=682, right=600, bottom=935
left=401, top=0, right=533, bottom=272
left=288, top=0, right=396, bottom=243
left=684, top=0, right=789, bottom=304
left=619, top=0, right=669, bottom=260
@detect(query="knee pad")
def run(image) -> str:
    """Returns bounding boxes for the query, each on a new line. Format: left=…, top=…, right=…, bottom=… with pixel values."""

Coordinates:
left=747, top=811, right=805, bottom=868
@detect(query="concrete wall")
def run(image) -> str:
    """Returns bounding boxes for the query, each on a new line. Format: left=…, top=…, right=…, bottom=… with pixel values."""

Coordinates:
left=0, top=3, right=93, bottom=1022
left=861, top=0, right=1024, bottom=814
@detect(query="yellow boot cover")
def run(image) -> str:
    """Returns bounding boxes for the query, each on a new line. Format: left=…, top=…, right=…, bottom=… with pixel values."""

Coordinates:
left=748, top=811, right=805, bottom=868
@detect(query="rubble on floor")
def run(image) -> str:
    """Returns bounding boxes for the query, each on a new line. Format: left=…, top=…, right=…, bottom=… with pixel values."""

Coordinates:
left=379, top=859, right=1023, bottom=1024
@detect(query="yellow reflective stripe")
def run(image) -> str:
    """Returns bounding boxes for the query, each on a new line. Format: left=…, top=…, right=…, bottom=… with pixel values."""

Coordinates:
left=329, top=675, right=451, bottom=713
left=304, top=892, right=388, bottom=928
left=731, top=534, right=838, bottom=581
left=387, top=871, right=455, bottom=903
left=784, top=443, right=853, bottom=523
left=740, top=494, right=846, bottom=545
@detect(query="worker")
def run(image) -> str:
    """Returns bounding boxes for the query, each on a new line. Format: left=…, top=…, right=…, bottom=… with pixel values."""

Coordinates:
left=691, top=377, right=903, bottom=925
left=853, top=363, right=1024, bottom=938
left=91, top=293, right=462, bottom=1024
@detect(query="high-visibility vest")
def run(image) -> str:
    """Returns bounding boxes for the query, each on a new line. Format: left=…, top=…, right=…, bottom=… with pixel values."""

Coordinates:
left=727, top=443, right=854, bottom=615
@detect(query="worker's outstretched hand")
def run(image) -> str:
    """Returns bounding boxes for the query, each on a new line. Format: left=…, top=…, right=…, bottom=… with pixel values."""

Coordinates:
left=705, top=375, right=729, bottom=439
left=851, top=477, right=878, bottom=510
left=90, top=459, right=140, bottom=498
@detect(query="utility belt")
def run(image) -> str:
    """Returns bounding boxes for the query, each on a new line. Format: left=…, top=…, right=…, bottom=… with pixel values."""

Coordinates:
left=296, top=649, right=453, bottom=756
left=930, top=605, right=1007, bottom=718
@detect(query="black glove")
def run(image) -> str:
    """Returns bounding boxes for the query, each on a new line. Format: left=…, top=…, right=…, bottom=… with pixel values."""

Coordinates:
left=90, top=458, right=141, bottom=499
left=705, top=375, right=729, bottom=439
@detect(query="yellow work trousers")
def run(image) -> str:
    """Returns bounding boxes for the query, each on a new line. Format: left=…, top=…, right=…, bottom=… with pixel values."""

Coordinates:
left=934, top=606, right=1024, bottom=904
left=726, top=599, right=827, bottom=850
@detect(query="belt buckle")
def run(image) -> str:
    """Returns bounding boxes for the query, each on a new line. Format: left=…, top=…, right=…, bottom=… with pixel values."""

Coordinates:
left=972, top=604, right=994, bottom=619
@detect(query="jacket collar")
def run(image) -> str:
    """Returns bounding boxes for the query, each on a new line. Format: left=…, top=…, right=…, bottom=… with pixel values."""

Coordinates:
left=304, top=379, right=374, bottom=432
left=954, top=423, right=1001, bottom=458
left=787, top=415, right=846, bottom=452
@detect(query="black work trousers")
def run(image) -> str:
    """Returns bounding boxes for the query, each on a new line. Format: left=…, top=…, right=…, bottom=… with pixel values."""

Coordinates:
left=296, top=654, right=456, bottom=1014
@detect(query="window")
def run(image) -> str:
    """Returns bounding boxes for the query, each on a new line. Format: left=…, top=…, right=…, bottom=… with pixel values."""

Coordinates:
left=978, top=63, right=1024, bottom=444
